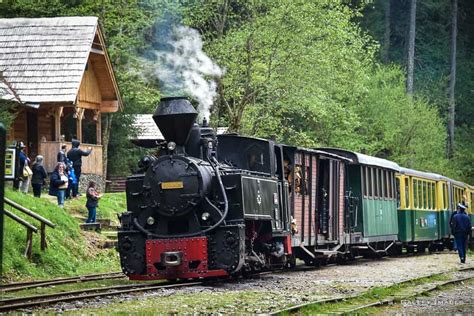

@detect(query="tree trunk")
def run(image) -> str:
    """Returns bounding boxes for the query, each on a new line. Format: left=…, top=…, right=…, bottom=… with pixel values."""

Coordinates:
left=447, top=0, right=458, bottom=158
left=406, top=0, right=416, bottom=95
left=102, top=113, right=113, bottom=181
left=382, top=0, right=391, bottom=63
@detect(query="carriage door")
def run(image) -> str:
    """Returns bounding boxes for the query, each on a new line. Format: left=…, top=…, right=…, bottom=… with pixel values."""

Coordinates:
left=318, top=158, right=340, bottom=241
left=274, top=145, right=289, bottom=232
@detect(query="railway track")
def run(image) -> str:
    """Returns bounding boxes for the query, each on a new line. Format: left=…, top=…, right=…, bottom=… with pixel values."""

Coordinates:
left=270, top=266, right=474, bottom=315
left=0, top=272, right=125, bottom=293
left=0, top=280, right=203, bottom=312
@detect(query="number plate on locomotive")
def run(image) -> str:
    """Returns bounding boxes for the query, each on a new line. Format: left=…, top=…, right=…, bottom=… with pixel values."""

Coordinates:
left=161, top=181, right=184, bottom=189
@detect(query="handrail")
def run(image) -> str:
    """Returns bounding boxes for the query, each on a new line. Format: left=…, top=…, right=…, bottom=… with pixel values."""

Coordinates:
left=3, top=209, right=38, bottom=233
left=4, top=198, right=55, bottom=228
left=3, top=209, right=37, bottom=259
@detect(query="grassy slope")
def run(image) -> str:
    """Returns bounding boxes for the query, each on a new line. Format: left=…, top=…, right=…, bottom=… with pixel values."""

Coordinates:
left=2, top=189, right=126, bottom=282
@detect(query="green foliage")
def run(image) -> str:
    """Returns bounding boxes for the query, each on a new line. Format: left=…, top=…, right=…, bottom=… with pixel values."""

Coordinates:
left=2, top=188, right=119, bottom=281
left=359, top=0, right=474, bottom=182
left=65, top=192, right=126, bottom=225
left=2, top=0, right=469, bottom=182
left=355, top=66, right=448, bottom=173
left=0, top=99, right=17, bottom=128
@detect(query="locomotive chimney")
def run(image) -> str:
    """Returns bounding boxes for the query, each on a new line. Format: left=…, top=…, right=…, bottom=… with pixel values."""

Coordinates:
left=153, top=97, right=198, bottom=146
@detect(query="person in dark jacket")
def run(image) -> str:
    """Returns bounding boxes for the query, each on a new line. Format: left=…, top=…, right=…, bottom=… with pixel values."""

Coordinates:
left=49, top=162, right=69, bottom=207
left=85, top=181, right=102, bottom=223
left=449, top=209, right=458, bottom=250
left=451, top=203, right=472, bottom=263
left=57, top=144, right=67, bottom=163
left=31, top=155, right=48, bottom=198
left=66, top=139, right=92, bottom=196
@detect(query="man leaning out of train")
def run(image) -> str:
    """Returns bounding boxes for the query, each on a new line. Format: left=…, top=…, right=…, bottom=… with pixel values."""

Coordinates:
left=451, top=203, right=472, bottom=264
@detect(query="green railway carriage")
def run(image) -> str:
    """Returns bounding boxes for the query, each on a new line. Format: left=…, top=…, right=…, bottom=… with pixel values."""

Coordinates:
left=450, top=180, right=473, bottom=227
left=318, top=149, right=400, bottom=249
left=396, top=168, right=448, bottom=250
left=469, top=185, right=474, bottom=226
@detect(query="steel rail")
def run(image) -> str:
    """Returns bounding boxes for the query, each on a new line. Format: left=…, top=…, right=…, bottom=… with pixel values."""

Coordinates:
left=0, top=272, right=125, bottom=292
left=269, top=266, right=474, bottom=315
left=0, top=280, right=203, bottom=312
left=341, top=272, right=474, bottom=314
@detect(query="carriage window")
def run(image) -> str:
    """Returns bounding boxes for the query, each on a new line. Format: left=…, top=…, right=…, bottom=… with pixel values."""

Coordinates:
left=396, top=177, right=400, bottom=208
left=365, top=167, right=370, bottom=197
left=381, top=170, right=386, bottom=198
left=361, top=166, right=367, bottom=197
left=375, top=169, right=381, bottom=198
left=431, top=183, right=436, bottom=210
left=426, top=182, right=431, bottom=210
left=385, top=171, right=390, bottom=199
left=422, top=181, right=427, bottom=209
left=443, top=183, right=448, bottom=210
left=294, top=164, right=302, bottom=195
left=412, top=180, right=418, bottom=208
left=426, top=182, right=433, bottom=210
left=413, top=180, right=418, bottom=209
left=372, top=168, right=377, bottom=198
left=404, top=178, right=410, bottom=208
left=369, top=168, right=374, bottom=198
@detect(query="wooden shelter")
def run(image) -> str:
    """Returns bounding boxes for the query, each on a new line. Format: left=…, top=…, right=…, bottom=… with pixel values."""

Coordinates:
left=0, top=16, right=122, bottom=176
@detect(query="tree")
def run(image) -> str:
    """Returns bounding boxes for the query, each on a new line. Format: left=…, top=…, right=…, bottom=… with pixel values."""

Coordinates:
left=0, top=70, right=20, bottom=128
left=447, top=0, right=458, bottom=158
left=406, top=0, right=416, bottom=95
left=382, top=0, right=391, bottom=63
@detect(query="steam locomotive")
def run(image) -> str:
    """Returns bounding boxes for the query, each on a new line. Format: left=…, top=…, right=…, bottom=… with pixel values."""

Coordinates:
left=117, top=97, right=474, bottom=281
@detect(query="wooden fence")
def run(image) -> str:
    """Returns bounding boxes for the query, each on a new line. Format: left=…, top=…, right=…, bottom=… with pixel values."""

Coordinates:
left=39, top=141, right=103, bottom=175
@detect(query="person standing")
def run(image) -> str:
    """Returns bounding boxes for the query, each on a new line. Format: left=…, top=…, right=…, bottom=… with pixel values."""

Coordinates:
left=49, top=162, right=68, bottom=207
left=67, top=139, right=92, bottom=196
left=31, top=155, right=48, bottom=198
left=18, top=142, right=31, bottom=193
left=85, top=181, right=101, bottom=223
left=450, top=208, right=458, bottom=250
left=451, top=203, right=472, bottom=263
left=57, top=144, right=67, bottom=163
left=65, top=159, right=77, bottom=200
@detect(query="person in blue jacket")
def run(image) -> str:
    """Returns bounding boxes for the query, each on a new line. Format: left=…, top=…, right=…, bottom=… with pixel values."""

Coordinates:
left=65, top=159, right=77, bottom=200
left=451, top=203, right=472, bottom=263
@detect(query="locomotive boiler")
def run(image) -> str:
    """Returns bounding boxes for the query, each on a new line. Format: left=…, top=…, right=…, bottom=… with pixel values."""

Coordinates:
left=117, top=97, right=293, bottom=280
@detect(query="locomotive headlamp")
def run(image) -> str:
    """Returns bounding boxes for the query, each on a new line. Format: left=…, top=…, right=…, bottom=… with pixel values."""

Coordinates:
left=201, top=212, right=210, bottom=221
left=147, top=216, right=155, bottom=225
left=167, top=141, right=176, bottom=151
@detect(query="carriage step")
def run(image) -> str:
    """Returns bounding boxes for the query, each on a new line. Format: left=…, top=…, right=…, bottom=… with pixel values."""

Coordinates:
left=314, top=250, right=338, bottom=256
left=351, top=246, right=369, bottom=250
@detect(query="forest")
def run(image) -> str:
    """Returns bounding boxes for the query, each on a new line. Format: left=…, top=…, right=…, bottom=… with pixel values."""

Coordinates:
left=0, top=0, right=472, bottom=184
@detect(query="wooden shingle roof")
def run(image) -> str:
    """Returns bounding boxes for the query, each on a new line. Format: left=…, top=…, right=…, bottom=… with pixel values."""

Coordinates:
left=0, top=16, right=111, bottom=104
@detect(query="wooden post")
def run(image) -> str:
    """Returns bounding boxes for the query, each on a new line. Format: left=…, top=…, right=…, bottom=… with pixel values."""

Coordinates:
left=94, top=110, right=102, bottom=145
left=0, top=123, right=5, bottom=276
left=40, top=222, right=47, bottom=251
left=54, top=107, right=63, bottom=141
left=75, top=108, right=85, bottom=142
left=25, top=229, right=33, bottom=259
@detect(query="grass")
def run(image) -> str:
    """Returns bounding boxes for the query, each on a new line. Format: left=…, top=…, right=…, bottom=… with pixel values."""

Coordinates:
left=296, top=273, right=451, bottom=314
left=1, top=188, right=125, bottom=282
left=64, top=192, right=126, bottom=225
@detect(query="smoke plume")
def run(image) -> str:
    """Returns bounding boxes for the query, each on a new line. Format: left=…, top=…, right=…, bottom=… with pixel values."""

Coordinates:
left=151, top=25, right=223, bottom=121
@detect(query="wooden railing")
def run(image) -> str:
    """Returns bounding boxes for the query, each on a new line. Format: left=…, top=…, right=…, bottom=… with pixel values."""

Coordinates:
left=39, top=141, right=103, bottom=176
left=4, top=198, right=55, bottom=259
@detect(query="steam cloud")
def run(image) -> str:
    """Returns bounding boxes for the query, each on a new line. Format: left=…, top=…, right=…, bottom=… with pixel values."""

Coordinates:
left=153, top=26, right=223, bottom=121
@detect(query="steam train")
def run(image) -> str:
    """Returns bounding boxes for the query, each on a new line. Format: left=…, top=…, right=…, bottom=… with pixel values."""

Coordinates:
left=117, top=97, right=474, bottom=280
